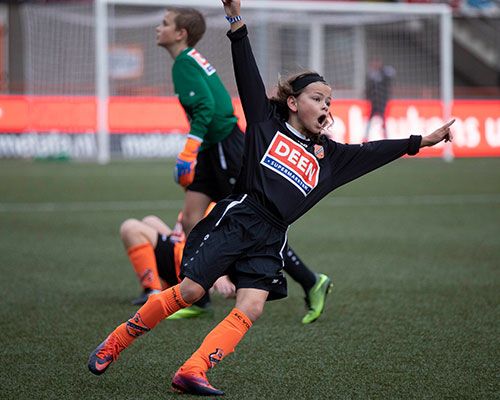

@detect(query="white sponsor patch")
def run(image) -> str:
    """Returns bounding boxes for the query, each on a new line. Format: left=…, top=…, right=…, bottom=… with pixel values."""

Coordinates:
left=187, top=49, right=216, bottom=76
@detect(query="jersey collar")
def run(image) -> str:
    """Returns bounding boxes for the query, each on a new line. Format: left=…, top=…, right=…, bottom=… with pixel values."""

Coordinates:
left=176, top=47, right=193, bottom=60
left=285, top=122, right=310, bottom=143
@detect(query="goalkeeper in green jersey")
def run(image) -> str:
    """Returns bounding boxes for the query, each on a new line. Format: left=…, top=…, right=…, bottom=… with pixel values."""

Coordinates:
left=155, top=7, right=332, bottom=324
left=157, top=6, right=243, bottom=235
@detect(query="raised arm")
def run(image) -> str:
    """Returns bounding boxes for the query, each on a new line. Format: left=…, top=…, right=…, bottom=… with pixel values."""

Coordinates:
left=223, top=0, right=244, bottom=32
left=222, top=0, right=272, bottom=124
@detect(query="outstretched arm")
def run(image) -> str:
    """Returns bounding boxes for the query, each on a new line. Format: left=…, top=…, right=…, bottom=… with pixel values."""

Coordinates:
left=324, top=120, right=455, bottom=192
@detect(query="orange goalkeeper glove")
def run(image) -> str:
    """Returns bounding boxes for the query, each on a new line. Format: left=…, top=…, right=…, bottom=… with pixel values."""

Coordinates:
left=174, top=137, right=201, bottom=187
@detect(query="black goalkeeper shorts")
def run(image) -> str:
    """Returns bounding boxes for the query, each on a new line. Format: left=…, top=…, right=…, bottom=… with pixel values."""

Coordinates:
left=187, top=124, right=244, bottom=202
left=180, top=194, right=289, bottom=301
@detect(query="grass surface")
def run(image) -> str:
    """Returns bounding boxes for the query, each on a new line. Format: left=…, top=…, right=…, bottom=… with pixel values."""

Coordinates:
left=0, top=158, right=499, bottom=399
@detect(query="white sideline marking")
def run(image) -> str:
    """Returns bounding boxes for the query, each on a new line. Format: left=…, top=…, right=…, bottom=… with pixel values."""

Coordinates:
left=0, top=194, right=499, bottom=213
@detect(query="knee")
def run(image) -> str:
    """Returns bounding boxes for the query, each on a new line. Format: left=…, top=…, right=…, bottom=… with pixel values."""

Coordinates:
left=119, top=219, right=141, bottom=240
left=236, top=300, right=265, bottom=323
left=141, top=215, right=156, bottom=225
left=142, top=215, right=161, bottom=226
left=179, top=279, right=206, bottom=304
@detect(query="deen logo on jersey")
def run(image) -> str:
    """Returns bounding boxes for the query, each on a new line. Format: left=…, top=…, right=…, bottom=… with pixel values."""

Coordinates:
left=187, top=49, right=216, bottom=76
left=261, top=132, right=320, bottom=196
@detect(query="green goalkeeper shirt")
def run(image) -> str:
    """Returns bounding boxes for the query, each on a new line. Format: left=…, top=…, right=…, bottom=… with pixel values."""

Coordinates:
left=172, top=47, right=237, bottom=151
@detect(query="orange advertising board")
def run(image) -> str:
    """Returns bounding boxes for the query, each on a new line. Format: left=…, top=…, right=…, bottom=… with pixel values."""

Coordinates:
left=108, top=97, right=189, bottom=132
left=0, top=95, right=498, bottom=157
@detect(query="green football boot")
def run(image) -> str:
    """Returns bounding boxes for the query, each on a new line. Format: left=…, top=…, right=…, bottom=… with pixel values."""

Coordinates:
left=302, top=273, right=333, bottom=324
left=167, top=304, right=213, bottom=320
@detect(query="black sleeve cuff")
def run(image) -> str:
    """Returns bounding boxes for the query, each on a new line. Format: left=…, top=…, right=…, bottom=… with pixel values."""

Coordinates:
left=407, top=135, right=422, bottom=156
left=226, top=24, right=248, bottom=41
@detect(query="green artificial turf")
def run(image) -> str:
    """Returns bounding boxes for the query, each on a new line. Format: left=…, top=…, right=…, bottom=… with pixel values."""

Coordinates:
left=0, top=157, right=498, bottom=399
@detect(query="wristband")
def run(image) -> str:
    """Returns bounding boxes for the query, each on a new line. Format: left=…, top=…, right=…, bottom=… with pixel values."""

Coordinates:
left=225, top=15, right=242, bottom=24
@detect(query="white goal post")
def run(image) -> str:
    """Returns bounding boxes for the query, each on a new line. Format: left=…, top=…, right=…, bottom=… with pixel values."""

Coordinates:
left=93, top=0, right=453, bottom=163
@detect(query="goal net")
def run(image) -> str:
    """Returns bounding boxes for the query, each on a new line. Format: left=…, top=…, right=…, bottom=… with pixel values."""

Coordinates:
left=17, top=0, right=453, bottom=162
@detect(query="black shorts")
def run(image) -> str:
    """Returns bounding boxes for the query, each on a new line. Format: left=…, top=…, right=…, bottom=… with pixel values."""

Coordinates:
left=180, top=195, right=289, bottom=301
left=187, top=124, right=244, bottom=202
left=154, top=234, right=178, bottom=287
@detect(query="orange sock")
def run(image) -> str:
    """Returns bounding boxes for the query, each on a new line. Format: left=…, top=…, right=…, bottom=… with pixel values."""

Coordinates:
left=128, top=243, right=162, bottom=291
left=180, top=308, right=252, bottom=374
left=112, top=285, right=191, bottom=348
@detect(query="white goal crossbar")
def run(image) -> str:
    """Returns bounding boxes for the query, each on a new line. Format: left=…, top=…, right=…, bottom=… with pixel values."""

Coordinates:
left=95, top=0, right=453, bottom=164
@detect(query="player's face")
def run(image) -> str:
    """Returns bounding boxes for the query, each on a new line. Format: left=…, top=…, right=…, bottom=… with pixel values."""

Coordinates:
left=292, top=82, right=332, bottom=138
left=156, top=11, right=180, bottom=48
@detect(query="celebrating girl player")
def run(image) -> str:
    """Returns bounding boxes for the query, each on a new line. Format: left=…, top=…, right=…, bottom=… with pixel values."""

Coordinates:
left=88, top=0, right=454, bottom=396
left=156, top=5, right=333, bottom=324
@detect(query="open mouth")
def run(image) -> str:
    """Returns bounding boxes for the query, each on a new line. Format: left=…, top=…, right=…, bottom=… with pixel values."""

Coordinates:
left=319, top=113, right=334, bottom=133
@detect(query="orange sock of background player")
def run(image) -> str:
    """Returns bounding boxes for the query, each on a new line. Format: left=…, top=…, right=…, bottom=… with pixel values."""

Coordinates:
left=127, top=243, right=162, bottom=291
left=179, top=308, right=253, bottom=374
left=112, top=285, right=191, bottom=348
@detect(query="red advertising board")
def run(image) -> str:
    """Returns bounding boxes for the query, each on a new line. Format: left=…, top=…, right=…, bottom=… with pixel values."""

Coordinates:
left=0, top=95, right=498, bottom=157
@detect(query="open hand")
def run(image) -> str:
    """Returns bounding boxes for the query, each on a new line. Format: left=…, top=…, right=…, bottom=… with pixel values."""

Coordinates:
left=420, top=119, right=455, bottom=147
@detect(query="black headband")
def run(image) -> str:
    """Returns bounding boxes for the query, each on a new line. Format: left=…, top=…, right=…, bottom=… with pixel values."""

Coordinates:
left=291, top=73, right=327, bottom=92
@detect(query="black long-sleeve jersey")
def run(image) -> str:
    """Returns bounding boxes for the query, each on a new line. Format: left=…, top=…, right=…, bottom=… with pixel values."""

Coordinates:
left=228, top=25, right=421, bottom=225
